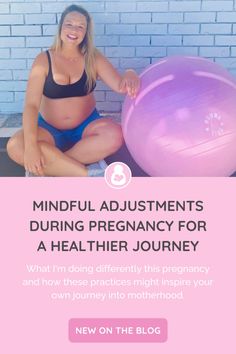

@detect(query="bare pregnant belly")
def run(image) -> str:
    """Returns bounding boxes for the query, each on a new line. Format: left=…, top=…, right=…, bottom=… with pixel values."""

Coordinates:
left=39, top=94, right=96, bottom=130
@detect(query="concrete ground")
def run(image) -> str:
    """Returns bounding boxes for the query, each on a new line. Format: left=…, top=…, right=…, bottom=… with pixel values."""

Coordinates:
left=0, top=114, right=25, bottom=177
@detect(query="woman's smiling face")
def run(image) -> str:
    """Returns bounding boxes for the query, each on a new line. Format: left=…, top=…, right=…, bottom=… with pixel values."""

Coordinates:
left=61, top=11, right=87, bottom=46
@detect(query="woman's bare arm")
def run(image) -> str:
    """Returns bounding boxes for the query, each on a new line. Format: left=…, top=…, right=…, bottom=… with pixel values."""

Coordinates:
left=23, top=52, right=47, bottom=147
left=95, top=51, right=140, bottom=98
left=23, top=52, right=47, bottom=175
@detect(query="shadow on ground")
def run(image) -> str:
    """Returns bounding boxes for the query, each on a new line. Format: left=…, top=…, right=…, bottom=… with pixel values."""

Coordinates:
left=0, top=138, right=24, bottom=176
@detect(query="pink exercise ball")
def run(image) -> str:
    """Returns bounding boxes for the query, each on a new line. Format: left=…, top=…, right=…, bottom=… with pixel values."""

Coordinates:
left=121, top=56, right=236, bottom=176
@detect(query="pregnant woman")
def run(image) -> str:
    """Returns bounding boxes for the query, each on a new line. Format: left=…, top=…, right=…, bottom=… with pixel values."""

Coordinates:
left=7, top=4, right=140, bottom=176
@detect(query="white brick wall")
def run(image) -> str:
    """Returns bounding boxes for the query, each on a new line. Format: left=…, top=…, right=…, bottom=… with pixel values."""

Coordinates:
left=1, top=0, right=236, bottom=113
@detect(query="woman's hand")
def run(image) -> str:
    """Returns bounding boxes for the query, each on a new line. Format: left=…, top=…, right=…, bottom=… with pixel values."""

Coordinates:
left=119, top=69, right=140, bottom=98
left=24, top=143, right=45, bottom=176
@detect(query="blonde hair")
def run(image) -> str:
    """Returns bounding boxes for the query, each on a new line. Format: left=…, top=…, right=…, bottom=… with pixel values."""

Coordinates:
left=51, top=4, right=97, bottom=92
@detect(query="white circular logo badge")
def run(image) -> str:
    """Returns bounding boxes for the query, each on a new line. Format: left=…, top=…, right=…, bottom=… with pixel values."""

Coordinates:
left=105, top=162, right=132, bottom=189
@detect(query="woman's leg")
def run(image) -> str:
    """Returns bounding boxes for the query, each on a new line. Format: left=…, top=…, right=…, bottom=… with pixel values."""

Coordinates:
left=37, top=142, right=87, bottom=177
left=7, top=128, right=54, bottom=166
left=65, top=118, right=123, bottom=164
left=7, top=128, right=87, bottom=177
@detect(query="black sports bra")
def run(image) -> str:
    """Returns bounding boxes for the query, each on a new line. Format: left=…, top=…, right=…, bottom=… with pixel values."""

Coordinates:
left=43, top=51, right=96, bottom=99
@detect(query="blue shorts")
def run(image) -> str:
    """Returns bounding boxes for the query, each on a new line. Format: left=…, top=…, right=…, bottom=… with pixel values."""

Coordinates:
left=38, top=108, right=101, bottom=152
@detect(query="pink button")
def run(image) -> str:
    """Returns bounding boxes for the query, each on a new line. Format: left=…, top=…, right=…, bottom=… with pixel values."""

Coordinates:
left=69, top=318, right=167, bottom=343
